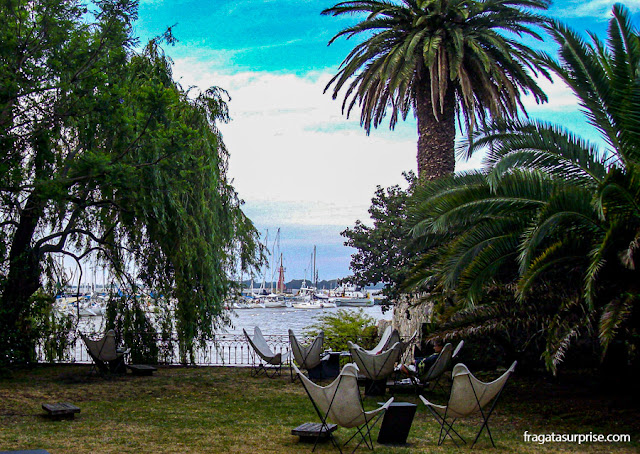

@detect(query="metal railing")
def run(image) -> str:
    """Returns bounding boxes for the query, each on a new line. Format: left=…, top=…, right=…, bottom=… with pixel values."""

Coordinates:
left=35, top=331, right=292, bottom=367
left=35, top=331, right=415, bottom=367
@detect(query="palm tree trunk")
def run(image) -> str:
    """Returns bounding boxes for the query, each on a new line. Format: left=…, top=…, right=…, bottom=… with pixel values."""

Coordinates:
left=415, top=81, right=456, bottom=180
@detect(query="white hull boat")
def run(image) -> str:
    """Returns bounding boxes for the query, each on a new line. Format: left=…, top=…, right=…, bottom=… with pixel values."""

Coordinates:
left=292, top=300, right=337, bottom=309
left=332, top=295, right=374, bottom=307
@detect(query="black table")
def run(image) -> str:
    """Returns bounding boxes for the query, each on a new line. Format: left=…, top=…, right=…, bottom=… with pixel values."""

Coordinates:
left=376, top=402, right=417, bottom=445
left=321, top=351, right=342, bottom=378
left=41, top=402, right=80, bottom=420
left=127, top=364, right=158, bottom=376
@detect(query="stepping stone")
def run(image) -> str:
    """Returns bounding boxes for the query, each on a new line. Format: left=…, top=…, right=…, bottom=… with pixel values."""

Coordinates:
left=127, top=364, right=157, bottom=376
left=41, top=402, right=80, bottom=420
left=292, top=422, right=338, bottom=443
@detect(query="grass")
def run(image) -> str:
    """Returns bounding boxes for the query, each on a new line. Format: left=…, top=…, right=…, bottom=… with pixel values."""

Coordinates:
left=0, top=365, right=638, bottom=453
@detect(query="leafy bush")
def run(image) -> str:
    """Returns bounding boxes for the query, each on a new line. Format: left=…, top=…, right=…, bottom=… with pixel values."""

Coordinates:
left=304, top=309, right=378, bottom=351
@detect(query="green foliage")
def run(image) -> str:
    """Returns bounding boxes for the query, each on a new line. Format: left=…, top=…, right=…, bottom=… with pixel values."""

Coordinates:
left=29, top=291, right=75, bottom=363
left=341, top=172, right=417, bottom=301
left=104, top=290, right=159, bottom=365
left=304, top=309, right=378, bottom=352
left=405, top=5, right=640, bottom=373
left=0, top=0, right=261, bottom=365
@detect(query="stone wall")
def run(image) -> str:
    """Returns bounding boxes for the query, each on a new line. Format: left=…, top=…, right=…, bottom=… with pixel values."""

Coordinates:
left=390, top=293, right=433, bottom=362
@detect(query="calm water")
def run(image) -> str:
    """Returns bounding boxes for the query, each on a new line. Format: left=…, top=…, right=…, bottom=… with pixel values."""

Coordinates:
left=68, top=305, right=393, bottom=365
left=77, top=305, right=393, bottom=337
left=226, top=305, right=393, bottom=336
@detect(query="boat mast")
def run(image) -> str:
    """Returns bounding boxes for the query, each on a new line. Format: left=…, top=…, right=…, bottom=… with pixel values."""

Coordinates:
left=270, top=228, right=280, bottom=293
left=313, top=245, right=317, bottom=289
left=277, top=254, right=286, bottom=293
left=261, top=229, right=268, bottom=294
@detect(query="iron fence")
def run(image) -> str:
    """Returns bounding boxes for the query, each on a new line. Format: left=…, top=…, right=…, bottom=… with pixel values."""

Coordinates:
left=35, top=331, right=416, bottom=367
left=35, top=331, right=292, bottom=367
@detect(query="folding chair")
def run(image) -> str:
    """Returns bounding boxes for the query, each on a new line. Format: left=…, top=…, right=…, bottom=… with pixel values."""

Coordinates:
left=348, top=341, right=402, bottom=395
left=420, top=361, right=517, bottom=447
left=243, top=327, right=289, bottom=378
left=362, top=326, right=400, bottom=355
left=420, top=342, right=455, bottom=392
left=293, top=362, right=393, bottom=453
left=80, top=329, right=130, bottom=376
left=289, top=329, right=324, bottom=382
left=393, top=342, right=456, bottom=394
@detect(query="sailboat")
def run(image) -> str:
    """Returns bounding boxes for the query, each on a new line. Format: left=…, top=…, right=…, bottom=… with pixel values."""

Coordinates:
left=292, top=246, right=335, bottom=309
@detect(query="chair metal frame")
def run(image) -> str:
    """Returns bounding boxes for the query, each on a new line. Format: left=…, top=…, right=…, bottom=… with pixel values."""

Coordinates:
left=293, top=363, right=392, bottom=454
left=244, top=327, right=288, bottom=378
left=420, top=361, right=517, bottom=448
left=289, top=329, right=324, bottom=382
left=80, top=330, right=129, bottom=376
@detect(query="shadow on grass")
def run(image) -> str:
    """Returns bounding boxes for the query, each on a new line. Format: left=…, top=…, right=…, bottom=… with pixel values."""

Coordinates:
left=0, top=365, right=637, bottom=453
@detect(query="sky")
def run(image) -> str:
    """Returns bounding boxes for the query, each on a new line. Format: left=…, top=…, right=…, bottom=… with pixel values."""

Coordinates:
left=130, top=0, right=640, bottom=282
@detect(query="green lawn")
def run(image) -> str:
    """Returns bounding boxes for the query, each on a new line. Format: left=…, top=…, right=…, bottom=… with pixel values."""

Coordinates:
left=0, top=365, right=637, bottom=453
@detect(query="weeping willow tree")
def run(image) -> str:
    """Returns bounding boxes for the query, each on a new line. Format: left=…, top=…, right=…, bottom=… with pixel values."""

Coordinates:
left=0, top=0, right=261, bottom=365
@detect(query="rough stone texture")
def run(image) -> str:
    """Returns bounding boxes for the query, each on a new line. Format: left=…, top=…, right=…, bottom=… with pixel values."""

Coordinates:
left=391, top=293, right=433, bottom=363
left=377, top=318, right=393, bottom=335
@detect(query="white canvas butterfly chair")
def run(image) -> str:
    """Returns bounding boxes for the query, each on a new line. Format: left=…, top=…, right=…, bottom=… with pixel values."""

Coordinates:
left=289, top=329, right=324, bottom=381
left=243, top=327, right=289, bottom=378
left=293, top=362, right=394, bottom=453
left=420, top=361, right=517, bottom=448
left=452, top=340, right=464, bottom=359
left=417, top=342, right=455, bottom=392
left=391, top=342, right=453, bottom=394
left=363, top=326, right=399, bottom=355
left=441, top=340, right=465, bottom=377
left=348, top=341, right=402, bottom=395
left=80, top=329, right=130, bottom=376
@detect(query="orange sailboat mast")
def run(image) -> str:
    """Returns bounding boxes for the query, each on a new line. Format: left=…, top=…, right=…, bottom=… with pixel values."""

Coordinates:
left=277, top=254, right=286, bottom=293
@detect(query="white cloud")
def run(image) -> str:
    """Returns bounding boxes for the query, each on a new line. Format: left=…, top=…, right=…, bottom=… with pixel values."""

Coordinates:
left=552, top=0, right=640, bottom=19
left=171, top=58, right=417, bottom=227
left=523, top=74, right=578, bottom=111
left=170, top=58, right=584, bottom=228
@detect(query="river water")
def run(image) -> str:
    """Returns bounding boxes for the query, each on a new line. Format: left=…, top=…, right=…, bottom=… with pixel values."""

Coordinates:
left=76, top=305, right=393, bottom=336
left=226, top=305, right=393, bottom=336
left=68, top=305, right=393, bottom=366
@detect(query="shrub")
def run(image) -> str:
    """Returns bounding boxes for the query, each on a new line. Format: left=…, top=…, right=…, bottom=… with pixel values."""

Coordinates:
left=304, top=309, right=378, bottom=351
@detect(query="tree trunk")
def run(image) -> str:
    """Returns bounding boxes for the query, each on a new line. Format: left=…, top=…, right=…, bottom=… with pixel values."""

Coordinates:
left=0, top=192, right=44, bottom=364
left=415, top=80, right=456, bottom=180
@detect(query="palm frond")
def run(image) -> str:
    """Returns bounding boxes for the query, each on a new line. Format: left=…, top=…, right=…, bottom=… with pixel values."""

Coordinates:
left=598, top=294, right=635, bottom=355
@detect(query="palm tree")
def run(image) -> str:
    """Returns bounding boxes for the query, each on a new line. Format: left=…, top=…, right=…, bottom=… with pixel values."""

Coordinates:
left=322, top=0, right=551, bottom=180
left=405, top=5, right=640, bottom=371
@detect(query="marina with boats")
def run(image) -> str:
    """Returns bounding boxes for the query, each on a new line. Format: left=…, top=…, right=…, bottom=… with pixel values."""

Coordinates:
left=52, top=229, right=383, bottom=320
left=54, top=283, right=380, bottom=316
